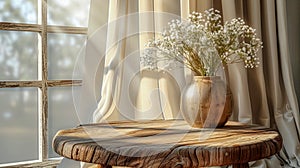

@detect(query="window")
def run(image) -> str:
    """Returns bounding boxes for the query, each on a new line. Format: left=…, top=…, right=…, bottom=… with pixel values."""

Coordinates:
left=0, top=0, right=90, bottom=166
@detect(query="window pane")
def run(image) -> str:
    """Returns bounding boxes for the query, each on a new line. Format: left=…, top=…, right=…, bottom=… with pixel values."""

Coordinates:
left=0, top=31, right=38, bottom=80
left=47, top=0, right=91, bottom=27
left=48, top=33, right=86, bottom=80
left=0, top=88, right=38, bottom=164
left=48, top=87, right=80, bottom=158
left=0, top=0, right=37, bottom=24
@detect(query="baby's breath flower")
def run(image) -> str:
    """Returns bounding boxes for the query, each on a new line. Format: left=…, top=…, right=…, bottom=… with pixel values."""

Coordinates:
left=141, top=8, right=263, bottom=76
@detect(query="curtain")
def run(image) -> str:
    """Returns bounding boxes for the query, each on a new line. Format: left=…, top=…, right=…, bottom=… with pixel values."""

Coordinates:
left=287, top=0, right=300, bottom=116
left=217, top=1, right=300, bottom=167
left=69, top=0, right=300, bottom=167
left=86, top=0, right=185, bottom=123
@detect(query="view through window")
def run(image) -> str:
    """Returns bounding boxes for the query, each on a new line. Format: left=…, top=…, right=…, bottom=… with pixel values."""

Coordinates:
left=0, top=0, right=90, bottom=166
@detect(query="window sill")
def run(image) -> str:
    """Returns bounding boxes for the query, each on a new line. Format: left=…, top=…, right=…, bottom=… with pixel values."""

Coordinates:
left=1, top=159, right=62, bottom=168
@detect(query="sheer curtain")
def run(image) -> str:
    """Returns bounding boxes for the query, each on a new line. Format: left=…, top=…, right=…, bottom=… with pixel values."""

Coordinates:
left=70, top=0, right=300, bottom=167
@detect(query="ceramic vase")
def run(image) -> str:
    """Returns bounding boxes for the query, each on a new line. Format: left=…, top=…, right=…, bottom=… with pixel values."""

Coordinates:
left=180, top=76, right=232, bottom=128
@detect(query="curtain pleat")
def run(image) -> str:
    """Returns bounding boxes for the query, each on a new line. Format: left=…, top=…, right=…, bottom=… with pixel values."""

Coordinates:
left=136, top=0, right=184, bottom=120
left=92, top=0, right=129, bottom=122
left=275, top=0, right=300, bottom=165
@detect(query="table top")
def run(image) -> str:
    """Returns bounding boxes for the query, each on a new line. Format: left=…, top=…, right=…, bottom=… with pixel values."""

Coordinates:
left=53, top=120, right=282, bottom=167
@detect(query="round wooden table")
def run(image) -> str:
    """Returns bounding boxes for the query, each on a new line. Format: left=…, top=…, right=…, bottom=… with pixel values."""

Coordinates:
left=53, top=120, right=282, bottom=168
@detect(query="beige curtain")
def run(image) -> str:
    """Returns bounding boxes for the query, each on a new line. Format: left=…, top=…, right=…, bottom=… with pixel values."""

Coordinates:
left=87, top=0, right=184, bottom=123
left=74, top=0, right=300, bottom=167
left=219, top=1, right=300, bottom=167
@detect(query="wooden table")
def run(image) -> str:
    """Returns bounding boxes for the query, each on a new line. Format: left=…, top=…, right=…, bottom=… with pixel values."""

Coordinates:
left=53, top=120, right=282, bottom=168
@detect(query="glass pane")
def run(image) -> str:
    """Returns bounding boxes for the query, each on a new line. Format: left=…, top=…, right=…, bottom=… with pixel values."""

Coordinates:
left=47, top=0, right=91, bottom=27
left=0, top=88, right=38, bottom=164
left=0, top=31, right=38, bottom=80
left=0, top=0, right=37, bottom=24
left=48, top=33, right=86, bottom=80
left=48, top=87, right=80, bottom=158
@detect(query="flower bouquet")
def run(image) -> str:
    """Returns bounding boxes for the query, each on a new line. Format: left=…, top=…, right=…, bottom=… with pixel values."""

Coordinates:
left=141, top=8, right=262, bottom=76
left=141, top=8, right=263, bottom=128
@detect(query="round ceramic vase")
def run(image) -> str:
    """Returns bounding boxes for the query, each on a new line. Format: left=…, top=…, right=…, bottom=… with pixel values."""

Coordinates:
left=181, top=76, right=232, bottom=128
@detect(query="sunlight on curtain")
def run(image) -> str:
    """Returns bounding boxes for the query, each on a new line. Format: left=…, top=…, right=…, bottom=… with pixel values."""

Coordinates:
left=79, top=0, right=185, bottom=124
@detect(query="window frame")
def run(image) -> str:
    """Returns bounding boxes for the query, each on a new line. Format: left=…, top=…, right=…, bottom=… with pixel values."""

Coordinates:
left=0, top=0, right=86, bottom=166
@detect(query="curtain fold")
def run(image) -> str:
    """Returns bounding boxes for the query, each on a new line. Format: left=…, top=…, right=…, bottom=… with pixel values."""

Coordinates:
left=76, top=0, right=300, bottom=167
left=136, top=0, right=183, bottom=120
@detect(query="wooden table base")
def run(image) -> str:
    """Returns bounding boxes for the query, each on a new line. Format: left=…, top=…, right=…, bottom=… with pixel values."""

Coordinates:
left=232, top=163, right=249, bottom=168
left=98, top=165, right=112, bottom=168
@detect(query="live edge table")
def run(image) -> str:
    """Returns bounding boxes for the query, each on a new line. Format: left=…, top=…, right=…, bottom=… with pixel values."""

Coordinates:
left=53, top=120, right=282, bottom=168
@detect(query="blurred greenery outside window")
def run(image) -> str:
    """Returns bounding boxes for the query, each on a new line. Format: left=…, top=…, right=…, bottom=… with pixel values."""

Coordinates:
left=0, top=0, right=90, bottom=166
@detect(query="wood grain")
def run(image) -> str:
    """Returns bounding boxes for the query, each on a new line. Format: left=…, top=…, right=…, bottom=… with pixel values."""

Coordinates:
left=0, top=80, right=82, bottom=88
left=53, top=120, right=282, bottom=168
left=0, top=22, right=87, bottom=34
left=9, top=160, right=61, bottom=168
left=40, top=0, right=48, bottom=160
